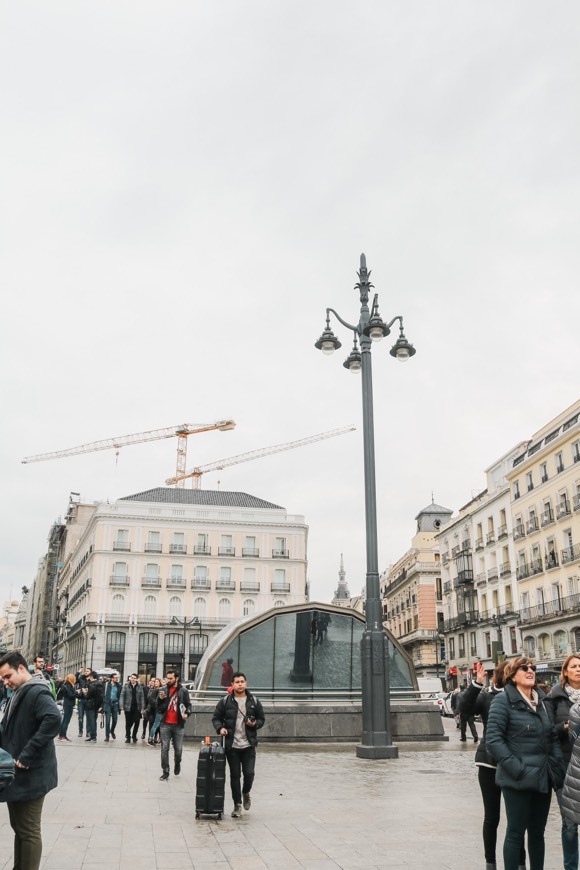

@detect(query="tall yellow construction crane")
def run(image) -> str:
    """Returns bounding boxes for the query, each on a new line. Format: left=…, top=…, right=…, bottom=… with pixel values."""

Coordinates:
left=22, top=420, right=236, bottom=488
left=165, top=425, right=356, bottom=489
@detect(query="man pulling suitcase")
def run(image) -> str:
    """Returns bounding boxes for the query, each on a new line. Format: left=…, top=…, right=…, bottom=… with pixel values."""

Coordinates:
left=212, top=672, right=265, bottom=818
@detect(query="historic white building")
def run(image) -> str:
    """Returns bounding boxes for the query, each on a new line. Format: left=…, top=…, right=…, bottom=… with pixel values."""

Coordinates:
left=49, top=488, right=308, bottom=680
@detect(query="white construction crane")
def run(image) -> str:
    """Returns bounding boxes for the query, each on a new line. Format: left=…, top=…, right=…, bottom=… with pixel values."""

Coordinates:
left=22, top=420, right=236, bottom=488
left=164, top=425, right=356, bottom=489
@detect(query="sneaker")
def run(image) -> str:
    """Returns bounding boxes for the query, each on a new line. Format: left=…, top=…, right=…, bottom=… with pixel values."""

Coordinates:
left=111, top=732, right=116, bottom=740
left=57, top=736, right=63, bottom=741
left=174, top=762, right=181, bottom=776
left=159, top=772, right=169, bottom=781
left=132, top=737, right=137, bottom=743
left=459, top=738, right=466, bottom=742
left=105, top=737, right=110, bottom=742
left=243, top=793, right=251, bottom=811
left=231, top=804, right=242, bottom=818
left=125, top=738, right=131, bottom=744
left=148, top=738, right=154, bottom=746
left=63, top=737, right=72, bottom=742
left=85, top=737, right=94, bottom=742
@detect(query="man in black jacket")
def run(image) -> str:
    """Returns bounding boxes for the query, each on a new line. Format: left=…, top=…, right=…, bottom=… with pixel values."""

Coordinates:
left=84, top=672, right=104, bottom=742
left=212, top=672, right=265, bottom=818
left=0, top=650, right=61, bottom=870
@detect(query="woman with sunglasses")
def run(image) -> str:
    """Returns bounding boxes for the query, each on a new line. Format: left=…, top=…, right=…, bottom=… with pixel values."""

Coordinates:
left=549, top=655, right=580, bottom=870
left=486, top=656, right=565, bottom=870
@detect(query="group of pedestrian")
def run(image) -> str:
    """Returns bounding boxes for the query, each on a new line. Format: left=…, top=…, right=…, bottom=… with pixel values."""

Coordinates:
left=459, top=654, right=580, bottom=870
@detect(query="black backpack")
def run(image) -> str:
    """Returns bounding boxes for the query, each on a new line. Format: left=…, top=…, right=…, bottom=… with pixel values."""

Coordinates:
left=0, top=748, right=15, bottom=791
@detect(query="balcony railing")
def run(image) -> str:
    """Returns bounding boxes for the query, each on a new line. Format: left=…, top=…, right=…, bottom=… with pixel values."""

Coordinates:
left=144, top=544, right=162, bottom=553
left=218, top=547, right=236, bottom=556
left=113, top=541, right=131, bottom=552
left=271, top=583, right=291, bottom=593
left=541, top=508, right=554, bottom=527
left=516, top=564, right=530, bottom=580
left=500, top=562, right=512, bottom=577
left=169, top=544, right=187, bottom=554
left=526, top=517, right=539, bottom=534
left=557, top=503, right=572, bottom=520
left=456, top=570, right=473, bottom=585
left=530, top=557, right=544, bottom=575
left=514, top=525, right=525, bottom=541
left=575, top=494, right=580, bottom=511
left=486, top=532, right=495, bottom=545
left=497, top=525, right=508, bottom=539
left=475, top=538, right=484, bottom=551
left=242, top=548, right=260, bottom=557
left=476, top=572, right=486, bottom=586
left=167, top=577, right=186, bottom=588
left=194, top=544, right=211, bottom=555
left=272, top=549, right=289, bottom=559
left=562, top=543, right=580, bottom=565
left=216, top=580, right=236, bottom=591
left=110, top=574, right=130, bottom=586
left=546, top=552, right=559, bottom=570
left=487, top=567, right=499, bottom=581
left=141, top=577, right=161, bottom=588
left=518, top=592, right=580, bottom=625
left=240, top=582, right=261, bottom=592
left=443, top=580, right=452, bottom=594
left=191, top=578, right=210, bottom=589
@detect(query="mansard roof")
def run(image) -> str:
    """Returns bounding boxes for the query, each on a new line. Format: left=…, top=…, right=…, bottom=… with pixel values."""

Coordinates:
left=119, top=488, right=284, bottom=510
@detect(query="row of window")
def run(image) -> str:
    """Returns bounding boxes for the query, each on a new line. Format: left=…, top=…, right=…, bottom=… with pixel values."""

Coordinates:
left=513, top=444, right=580, bottom=499
left=112, top=530, right=290, bottom=557
left=447, top=627, right=519, bottom=661
left=109, top=594, right=288, bottom=618
left=109, top=563, right=289, bottom=585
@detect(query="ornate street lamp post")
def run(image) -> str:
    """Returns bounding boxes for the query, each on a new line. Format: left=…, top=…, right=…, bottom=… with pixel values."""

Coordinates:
left=89, top=633, right=97, bottom=670
left=315, top=253, right=416, bottom=759
left=171, top=615, right=201, bottom=681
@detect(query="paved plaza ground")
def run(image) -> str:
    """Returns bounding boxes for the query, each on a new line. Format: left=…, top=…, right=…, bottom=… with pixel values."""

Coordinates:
left=0, top=716, right=568, bottom=870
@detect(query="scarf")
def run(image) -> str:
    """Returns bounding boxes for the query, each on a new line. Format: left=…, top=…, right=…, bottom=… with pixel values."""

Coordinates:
left=565, top=685, right=580, bottom=704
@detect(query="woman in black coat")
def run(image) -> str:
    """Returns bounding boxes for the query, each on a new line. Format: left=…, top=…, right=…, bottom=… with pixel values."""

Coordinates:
left=487, top=656, right=565, bottom=870
left=459, top=661, right=526, bottom=870
left=549, top=654, right=580, bottom=870
left=56, top=674, right=77, bottom=741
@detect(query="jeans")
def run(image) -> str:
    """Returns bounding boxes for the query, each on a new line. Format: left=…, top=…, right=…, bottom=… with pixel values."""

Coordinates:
left=226, top=746, right=256, bottom=805
left=59, top=701, right=75, bottom=738
left=105, top=704, right=119, bottom=738
left=85, top=708, right=97, bottom=740
left=150, top=712, right=162, bottom=740
left=160, top=723, right=184, bottom=774
left=77, top=698, right=86, bottom=735
left=125, top=709, right=141, bottom=740
left=502, top=786, right=552, bottom=870
left=557, top=787, right=579, bottom=870
left=7, top=796, right=45, bottom=870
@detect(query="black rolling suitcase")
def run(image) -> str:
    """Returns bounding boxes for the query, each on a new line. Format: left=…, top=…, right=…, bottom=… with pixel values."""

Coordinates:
left=195, top=738, right=226, bottom=820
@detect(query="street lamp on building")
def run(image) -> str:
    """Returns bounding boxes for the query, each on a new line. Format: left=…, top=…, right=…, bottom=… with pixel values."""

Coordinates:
left=434, top=631, right=445, bottom=680
left=170, top=615, right=201, bottom=680
left=315, top=253, right=416, bottom=759
left=490, top=613, right=507, bottom=664
left=89, top=634, right=96, bottom=670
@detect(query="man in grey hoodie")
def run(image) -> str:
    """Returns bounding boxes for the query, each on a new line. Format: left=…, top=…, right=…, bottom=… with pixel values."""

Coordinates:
left=0, top=650, right=61, bottom=870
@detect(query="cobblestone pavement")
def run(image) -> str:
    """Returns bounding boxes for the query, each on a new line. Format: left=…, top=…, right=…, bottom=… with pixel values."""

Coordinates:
left=0, top=717, right=567, bottom=869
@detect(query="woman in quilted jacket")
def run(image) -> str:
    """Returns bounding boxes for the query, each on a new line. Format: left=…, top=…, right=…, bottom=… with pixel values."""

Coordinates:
left=486, top=656, right=564, bottom=870
left=550, top=654, right=580, bottom=870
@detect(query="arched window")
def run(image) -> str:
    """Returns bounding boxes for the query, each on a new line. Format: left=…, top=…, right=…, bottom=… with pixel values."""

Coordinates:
left=273, top=600, right=285, bottom=608
left=112, top=594, right=125, bottom=614
left=169, top=596, right=182, bottom=616
left=139, top=633, right=158, bottom=655
left=218, top=598, right=231, bottom=620
left=164, top=633, right=183, bottom=655
left=193, top=597, right=207, bottom=618
left=574, top=627, right=580, bottom=653
left=524, top=635, right=536, bottom=657
left=144, top=595, right=157, bottom=615
left=538, top=633, right=551, bottom=658
left=242, top=599, right=256, bottom=617
left=106, top=631, right=126, bottom=653
left=554, top=629, right=568, bottom=655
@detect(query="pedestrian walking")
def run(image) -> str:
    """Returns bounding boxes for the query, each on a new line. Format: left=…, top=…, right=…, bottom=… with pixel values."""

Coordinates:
left=75, top=667, right=90, bottom=737
left=56, top=674, right=76, bottom=742
left=459, top=661, right=526, bottom=870
left=146, top=677, right=163, bottom=745
left=84, top=672, right=103, bottom=742
left=457, top=685, right=479, bottom=742
left=0, top=650, right=61, bottom=870
left=157, top=670, right=192, bottom=780
left=487, top=656, right=565, bottom=870
left=103, top=672, right=121, bottom=742
left=550, top=654, right=580, bottom=870
left=120, top=674, right=146, bottom=743
left=212, top=671, right=265, bottom=818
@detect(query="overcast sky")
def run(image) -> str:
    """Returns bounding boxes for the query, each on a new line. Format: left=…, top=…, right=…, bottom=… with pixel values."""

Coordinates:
left=1, top=2, right=579, bottom=609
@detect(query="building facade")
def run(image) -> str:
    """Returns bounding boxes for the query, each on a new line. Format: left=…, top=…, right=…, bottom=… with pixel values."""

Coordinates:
left=381, top=502, right=452, bottom=681
left=51, top=487, right=308, bottom=681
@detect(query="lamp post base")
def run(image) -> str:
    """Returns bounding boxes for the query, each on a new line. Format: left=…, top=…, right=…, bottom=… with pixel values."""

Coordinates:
left=356, top=743, right=399, bottom=759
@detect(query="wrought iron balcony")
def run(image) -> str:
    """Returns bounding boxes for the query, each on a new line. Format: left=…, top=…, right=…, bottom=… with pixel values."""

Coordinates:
left=500, top=562, right=512, bottom=577
left=476, top=572, right=486, bottom=586
left=562, top=543, right=580, bottom=565
left=574, top=494, right=580, bottom=511
left=541, top=508, right=554, bottom=526
left=113, top=541, right=131, bottom=552
left=513, top=524, right=525, bottom=541
left=497, top=525, right=508, bottom=540
left=167, top=577, right=186, bottom=588
left=530, top=557, right=544, bottom=575
left=191, top=578, right=210, bottom=589
left=110, top=574, right=130, bottom=586
left=475, top=538, right=484, bottom=551
left=557, top=502, right=572, bottom=520
left=240, top=581, right=261, bottom=592
left=216, top=580, right=236, bottom=591
left=194, top=544, right=211, bottom=555
left=141, top=577, right=161, bottom=588
left=516, top=564, right=530, bottom=580
left=242, top=548, right=260, bottom=557
left=272, top=549, right=289, bottom=559
left=486, top=532, right=495, bottom=545
left=271, top=582, right=291, bottom=593
left=169, top=544, right=187, bottom=554
left=526, top=517, right=539, bottom=534
left=218, top=547, right=236, bottom=556
left=144, top=544, right=162, bottom=553
left=487, top=566, right=499, bottom=581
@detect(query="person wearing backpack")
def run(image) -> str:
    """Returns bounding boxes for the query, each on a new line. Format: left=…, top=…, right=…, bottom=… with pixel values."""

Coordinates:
left=0, top=650, right=61, bottom=870
left=212, top=672, right=265, bottom=818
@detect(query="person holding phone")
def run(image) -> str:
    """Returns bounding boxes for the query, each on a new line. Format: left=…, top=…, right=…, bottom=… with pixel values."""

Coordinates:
left=487, top=656, right=564, bottom=870
left=212, top=672, right=265, bottom=818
